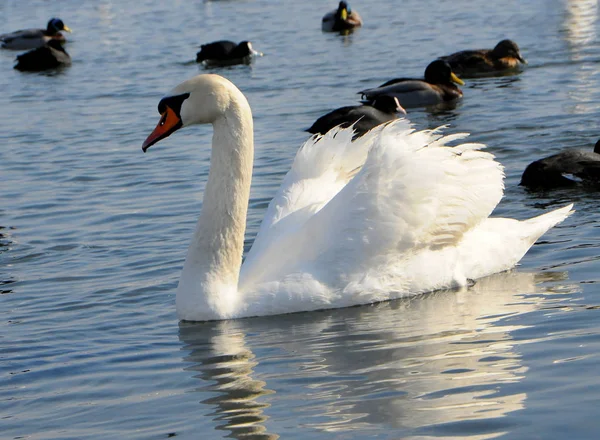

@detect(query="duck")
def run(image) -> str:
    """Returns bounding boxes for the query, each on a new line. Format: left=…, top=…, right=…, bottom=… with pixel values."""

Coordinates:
left=359, top=60, right=464, bottom=109
left=306, top=95, right=406, bottom=138
left=322, top=1, right=363, bottom=33
left=439, top=39, right=527, bottom=78
left=196, top=40, right=259, bottom=67
left=141, top=73, right=573, bottom=321
left=520, top=139, right=600, bottom=189
left=14, top=39, right=71, bottom=71
left=0, top=18, right=71, bottom=51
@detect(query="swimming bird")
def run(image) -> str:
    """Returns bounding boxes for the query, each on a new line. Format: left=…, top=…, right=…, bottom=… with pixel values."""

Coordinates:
left=306, top=96, right=406, bottom=138
left=322, top=1, right=363, bottom=33
left=359, top=60, right=464, bottom=109
left=439, top=39, right=527, bottom=78
left=14, top=39, right=71, bottom=71
left=0, top=18, right=71, bottom=50
left=142, top=73, right=573, bottom=321
left=196, top=40, right=259, bottom=67
left=520, top=140, right=600, bottom=189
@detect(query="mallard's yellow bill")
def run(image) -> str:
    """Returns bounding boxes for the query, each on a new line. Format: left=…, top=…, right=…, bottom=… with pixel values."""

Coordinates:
left=450, top=72, right=464, bottom=86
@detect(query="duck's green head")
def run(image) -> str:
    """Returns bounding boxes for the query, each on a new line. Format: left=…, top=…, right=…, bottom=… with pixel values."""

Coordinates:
left=337, top=1, right=350, bottom=20
left=425, top=60, right=464, bottom=86
left=48, top=18, right=72, bottom=34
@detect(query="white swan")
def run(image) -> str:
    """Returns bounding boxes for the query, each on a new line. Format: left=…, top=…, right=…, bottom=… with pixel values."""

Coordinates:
left=142, top=74, right=573, bottom=321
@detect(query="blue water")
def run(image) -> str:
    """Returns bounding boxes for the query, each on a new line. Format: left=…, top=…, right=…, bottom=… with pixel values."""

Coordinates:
left=2, top=0, right=600, bottom=438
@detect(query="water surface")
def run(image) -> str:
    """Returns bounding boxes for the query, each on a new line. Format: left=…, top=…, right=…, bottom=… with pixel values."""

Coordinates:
left=1, top=0, right=600, bottom=438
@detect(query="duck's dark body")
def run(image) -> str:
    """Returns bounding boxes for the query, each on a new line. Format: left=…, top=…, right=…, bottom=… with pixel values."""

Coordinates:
left=440, top=39, right=526, bottom=78
left=14, top=39, right=71, bottom=71
left=359, top=60, right=464, bottom=108
left=322, top=1, right=363, bottom=33
left=196, top=40, right=254, bottom=66
left=1, top=18, right=70, bottom=50
left=307, top=96, right=403, bottom=137
left=520, top=141, right=600, bottom=189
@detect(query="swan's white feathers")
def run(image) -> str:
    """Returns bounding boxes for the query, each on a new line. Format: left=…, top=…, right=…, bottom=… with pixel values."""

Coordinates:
left=240, top=123, right=386, bottom=285
left=240, top=119, right=505, bottom=295
left=301, top=122, right=503, bottom=261
left=259, top=123, right=383, bottom=229
left=161, top=74, right=574, bottom=321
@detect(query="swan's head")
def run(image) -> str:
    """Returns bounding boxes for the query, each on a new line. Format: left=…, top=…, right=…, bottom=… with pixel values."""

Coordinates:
left=142, top=74, right=238, bottom=152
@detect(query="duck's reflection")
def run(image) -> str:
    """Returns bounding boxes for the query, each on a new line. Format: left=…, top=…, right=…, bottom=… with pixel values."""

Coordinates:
left=179, top=270, right=576, bottom=439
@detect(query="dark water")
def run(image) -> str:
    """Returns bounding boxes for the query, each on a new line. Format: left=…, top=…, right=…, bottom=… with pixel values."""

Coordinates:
left=2, top=0, right=600, bottom=438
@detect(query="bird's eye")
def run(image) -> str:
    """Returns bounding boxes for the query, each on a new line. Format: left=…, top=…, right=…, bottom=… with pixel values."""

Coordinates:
left=157, top=93, right=189, bottom=119
left=159, top=112, right=167, bottom=126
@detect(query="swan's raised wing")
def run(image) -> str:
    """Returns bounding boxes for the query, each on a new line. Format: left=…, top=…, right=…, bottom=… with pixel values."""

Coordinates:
left=240, top=120, right=504, bottom=291
left=261, top=125, right=385, bottom=229
left=240, top=121, right=400, bottom=285
left=303, top=123, right=504, bottom=259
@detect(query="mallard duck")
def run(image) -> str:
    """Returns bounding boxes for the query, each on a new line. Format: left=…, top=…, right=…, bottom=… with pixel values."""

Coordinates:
left=322, top=1, right=363, bottom=32
left=439, top=39, right=527, bottom=78
left=307, top=96, right=405, bottom=138
left=14, top=39, right=71, bottom=71
left=520, top=140, right=600, bottom=189
left=359, top=60, right=464, bottom=109
left=196, top=40, right=259, bottom=67
left=141, top=73, right=573, bottom=321
left=0, top=18, right=71, bottom=51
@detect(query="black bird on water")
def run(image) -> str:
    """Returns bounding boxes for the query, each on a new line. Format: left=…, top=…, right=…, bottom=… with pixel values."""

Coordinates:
left=520, top=139, right=600, bottom=189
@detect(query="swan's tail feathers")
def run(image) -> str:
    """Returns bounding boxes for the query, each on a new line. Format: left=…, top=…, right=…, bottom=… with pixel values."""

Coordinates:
left=461, top=204, right=574, bottom=280
left=524, top=203, right=574, bottom=239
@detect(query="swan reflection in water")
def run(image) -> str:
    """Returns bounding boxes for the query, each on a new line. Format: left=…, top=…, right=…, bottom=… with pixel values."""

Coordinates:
left=179, top=321, right=278, bottom=439
left=178, top=270, right=576, bottom=439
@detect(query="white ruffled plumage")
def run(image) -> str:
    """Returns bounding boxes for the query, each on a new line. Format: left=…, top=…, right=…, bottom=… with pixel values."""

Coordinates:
left=240, top=121, right=564, bottom=316
left=142, top=74, right=573, bottom=321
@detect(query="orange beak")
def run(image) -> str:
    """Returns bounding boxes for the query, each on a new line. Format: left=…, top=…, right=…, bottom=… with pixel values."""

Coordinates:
left=142, top=106, right=183, bottom=152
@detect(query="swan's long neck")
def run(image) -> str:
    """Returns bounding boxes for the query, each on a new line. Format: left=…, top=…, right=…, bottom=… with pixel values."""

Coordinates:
left=177, top=93, right=253, bottom=320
